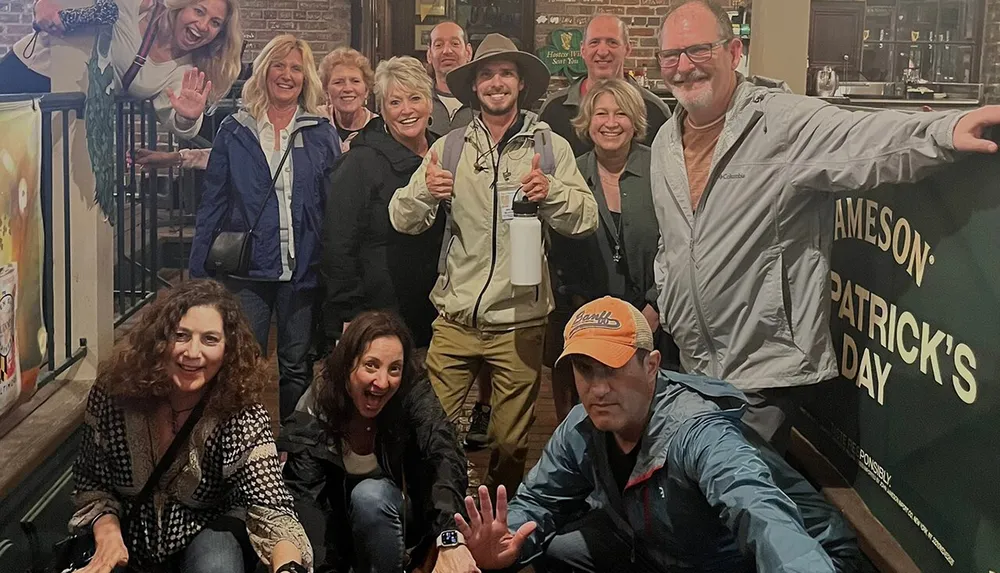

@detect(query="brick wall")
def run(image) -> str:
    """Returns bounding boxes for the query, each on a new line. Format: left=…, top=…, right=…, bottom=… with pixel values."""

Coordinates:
left=241, top=0, right=351, bottom=60
left=0, top=0, right=34, bottom=55
left=0, top=0, right=352, bottom=61
left=983, top=0, right=1000, bottom=103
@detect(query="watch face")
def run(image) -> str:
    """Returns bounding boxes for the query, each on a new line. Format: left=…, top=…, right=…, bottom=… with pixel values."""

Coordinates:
left=279, top=563, right=307, bottom=573
left=440, top=530, right=460, bottom=546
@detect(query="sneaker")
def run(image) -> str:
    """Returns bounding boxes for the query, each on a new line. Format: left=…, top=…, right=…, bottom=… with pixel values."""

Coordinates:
left=464, top=402, right=491, bottom=450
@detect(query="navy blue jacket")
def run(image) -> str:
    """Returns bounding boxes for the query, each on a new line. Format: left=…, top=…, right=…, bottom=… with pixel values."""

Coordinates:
left=189, top=110, right=341, bottom=289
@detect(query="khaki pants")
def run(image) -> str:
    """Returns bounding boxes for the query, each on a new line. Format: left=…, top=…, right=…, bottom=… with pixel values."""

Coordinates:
left=426, top=316, right=545, bottom=495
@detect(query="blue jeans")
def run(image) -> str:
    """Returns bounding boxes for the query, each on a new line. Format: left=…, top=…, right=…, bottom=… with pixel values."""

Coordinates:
left=227, top=280, right=316, bottom=421
left=529, top=509, right=660, bottom=573
left=177, top=513, right=258, bottom=573
left=348, top=478, right=409, bottom=573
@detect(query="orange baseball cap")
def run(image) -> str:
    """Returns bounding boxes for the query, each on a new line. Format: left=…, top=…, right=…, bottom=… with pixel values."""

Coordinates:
left=556, top=296, right=654, bottom=369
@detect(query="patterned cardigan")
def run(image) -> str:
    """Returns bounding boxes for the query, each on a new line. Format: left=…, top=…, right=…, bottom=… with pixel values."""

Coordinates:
left=70, top=384, right=313, bottom=569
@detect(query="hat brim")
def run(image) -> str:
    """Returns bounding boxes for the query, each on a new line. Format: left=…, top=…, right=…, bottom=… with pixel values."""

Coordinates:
left=555, top=339, right=637, bottom=370
left=445, top=51, right=551, bottom=111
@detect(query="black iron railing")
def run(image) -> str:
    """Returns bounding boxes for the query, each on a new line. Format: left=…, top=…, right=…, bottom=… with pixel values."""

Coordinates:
left=112, top=96, right=240, bottom=326
left=0, top=92, right=90, bottom=392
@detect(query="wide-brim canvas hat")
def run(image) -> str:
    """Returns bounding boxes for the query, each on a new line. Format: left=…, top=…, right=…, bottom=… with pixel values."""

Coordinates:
left=446, top=33, right=550, bottom=110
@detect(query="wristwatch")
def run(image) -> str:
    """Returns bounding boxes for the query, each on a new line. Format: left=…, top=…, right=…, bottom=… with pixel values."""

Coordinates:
left=275, top=562, right=308, bottom=573
left=436, top=529, right=466, bottom=548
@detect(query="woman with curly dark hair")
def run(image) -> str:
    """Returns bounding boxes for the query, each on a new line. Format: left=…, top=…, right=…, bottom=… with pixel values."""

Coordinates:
left=279, top=311, right=473, bottom=573
left=69, top=279, right=311, bottom=573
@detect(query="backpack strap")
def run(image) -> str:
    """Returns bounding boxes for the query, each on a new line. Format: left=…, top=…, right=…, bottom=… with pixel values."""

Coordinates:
left=436, top=128, right=467, bottom=275
left=533, top=128, right=557, bottom=175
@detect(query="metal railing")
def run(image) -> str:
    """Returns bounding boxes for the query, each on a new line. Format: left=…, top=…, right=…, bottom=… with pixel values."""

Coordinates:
left=112, top=95, right=241, bottom=326
left=0, top=93, right=90, bottom=393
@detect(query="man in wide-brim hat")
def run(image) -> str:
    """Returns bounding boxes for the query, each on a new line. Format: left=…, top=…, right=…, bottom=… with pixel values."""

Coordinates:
left=389, top=34, right=598, bottom=502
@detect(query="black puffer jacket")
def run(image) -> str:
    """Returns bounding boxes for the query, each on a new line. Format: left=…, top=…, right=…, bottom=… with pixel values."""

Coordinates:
left=278, top=377, right=468, bottom=572
left=320, top=118, right=444, bottom=347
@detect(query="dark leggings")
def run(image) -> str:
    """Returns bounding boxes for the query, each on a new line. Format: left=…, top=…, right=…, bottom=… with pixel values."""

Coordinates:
left=0, top=51, right=52, bottom=94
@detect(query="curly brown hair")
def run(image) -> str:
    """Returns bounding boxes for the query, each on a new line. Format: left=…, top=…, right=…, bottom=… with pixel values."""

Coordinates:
left=99, top=279, right=267, bottom=418
left=315, top=310, right=417, bottom=442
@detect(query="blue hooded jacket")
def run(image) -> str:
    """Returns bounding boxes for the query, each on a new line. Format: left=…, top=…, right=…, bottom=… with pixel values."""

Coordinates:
left=189, top=110, right=341, bottom=289
left=507, top=370, right=861, bottom=572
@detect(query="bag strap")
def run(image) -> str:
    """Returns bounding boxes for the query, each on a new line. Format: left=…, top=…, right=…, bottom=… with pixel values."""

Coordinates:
left=532, top=128, right=556, bottom=175
left=436, top=128, right=466, bottom=275
left=121, top=0, right=165, bottom=92
left=121, top=386, right=213, bottom=531
left=246, top=127, right=299, bottom=234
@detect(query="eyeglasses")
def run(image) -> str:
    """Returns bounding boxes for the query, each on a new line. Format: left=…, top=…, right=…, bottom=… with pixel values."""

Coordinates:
left=656, top=39, right=729, bottom=68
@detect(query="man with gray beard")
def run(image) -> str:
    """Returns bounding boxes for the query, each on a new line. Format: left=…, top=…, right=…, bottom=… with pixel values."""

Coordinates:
left=650, top=0, right=1000, bottom=454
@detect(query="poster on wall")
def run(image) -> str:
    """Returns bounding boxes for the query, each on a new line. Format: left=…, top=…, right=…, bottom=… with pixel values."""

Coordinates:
left=0, top=101, right=46, bottom=420
left=798, top=151, right=1000, bottom=572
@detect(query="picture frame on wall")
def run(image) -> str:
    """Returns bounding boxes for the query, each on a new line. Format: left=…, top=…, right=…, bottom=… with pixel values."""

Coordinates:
left=415, top=24, right=436, bottom=50
left=415, top=0, right=446, bottom=20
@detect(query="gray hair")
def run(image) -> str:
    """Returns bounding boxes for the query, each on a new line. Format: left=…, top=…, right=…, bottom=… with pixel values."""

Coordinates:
left=373, top=56, right=435, bottom=111
left=584, top=13, right=630, bottom=47
left=657, top=0, right=735, bottom=46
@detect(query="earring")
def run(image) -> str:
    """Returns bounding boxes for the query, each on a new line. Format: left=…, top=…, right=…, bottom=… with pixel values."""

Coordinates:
left=427, top=115, right=434, bottom=127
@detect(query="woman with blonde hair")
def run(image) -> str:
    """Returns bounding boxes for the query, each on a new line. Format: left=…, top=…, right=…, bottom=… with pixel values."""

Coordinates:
left=68, top=279, right=310, bottom=573
left=320, top=55, right=444, bottom=351
left=547, top=78, right=680, bottom=420
left=318, top=47, right=378, bottom=150
left=189, top=34, right=341, bottom=421
left=1, top=0, right=243, bottom=139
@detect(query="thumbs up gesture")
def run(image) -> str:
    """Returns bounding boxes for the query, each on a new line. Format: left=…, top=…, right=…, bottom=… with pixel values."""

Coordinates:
left=520, top=153, right=549, bottom=202
left=425, top=150, right=455, bottom=201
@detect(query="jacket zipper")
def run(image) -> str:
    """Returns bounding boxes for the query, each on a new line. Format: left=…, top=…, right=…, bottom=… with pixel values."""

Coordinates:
left=687, top=112, right=762, bottom=376
left=471, top=166, right=501, bottom=330
left=470, top=123, right=533, bottom=329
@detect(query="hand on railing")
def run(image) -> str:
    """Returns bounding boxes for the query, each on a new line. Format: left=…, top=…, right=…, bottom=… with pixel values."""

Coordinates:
left=32, top=0, right=65, bottom=35
left=133, top=148, right=182, bottom=170
left=166, top=68, right=213, bottom=123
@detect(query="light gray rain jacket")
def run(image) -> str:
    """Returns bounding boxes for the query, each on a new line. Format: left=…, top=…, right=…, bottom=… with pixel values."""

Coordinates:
left=650, top=75, right=967, bottom=390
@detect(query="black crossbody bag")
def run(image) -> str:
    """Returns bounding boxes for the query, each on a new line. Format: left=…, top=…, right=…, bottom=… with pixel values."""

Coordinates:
left=206, top=130, right=298, bottom=277
left=47, top=392, right=212, bottom=573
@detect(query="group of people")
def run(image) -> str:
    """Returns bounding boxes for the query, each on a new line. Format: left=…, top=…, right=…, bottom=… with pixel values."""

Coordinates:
left=39, top=0, right=1000, bottom=571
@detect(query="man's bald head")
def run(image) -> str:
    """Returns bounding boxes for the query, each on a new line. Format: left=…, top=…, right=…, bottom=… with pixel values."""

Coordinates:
left=582, top=13, right=632, bottom=80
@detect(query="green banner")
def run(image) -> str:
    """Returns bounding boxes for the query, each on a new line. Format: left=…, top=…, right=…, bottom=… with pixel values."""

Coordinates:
left=537, top=29, right=586, bottom=79
left=798, top=151, right=1000, bottom=572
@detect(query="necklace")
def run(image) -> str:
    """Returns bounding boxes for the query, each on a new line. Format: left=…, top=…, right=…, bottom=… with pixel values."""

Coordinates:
left=169, top=404, right=196, bottom=434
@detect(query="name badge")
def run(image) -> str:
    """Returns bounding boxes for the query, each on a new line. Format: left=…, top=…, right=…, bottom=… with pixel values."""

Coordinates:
left=497, top=183, right=522, bottom=221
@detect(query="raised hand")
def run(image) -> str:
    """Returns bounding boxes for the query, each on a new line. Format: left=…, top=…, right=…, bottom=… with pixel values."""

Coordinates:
left=953, top=105, right=1000, bottom=154
left=33, top=0, right=65, bottom=35
left=454, top=485, right=537, bottom=571
left=425, top=149, right=455, bottom=201
left=520, top=153, right=549, bottom=202
left=166, top=68, right=213, bottom=122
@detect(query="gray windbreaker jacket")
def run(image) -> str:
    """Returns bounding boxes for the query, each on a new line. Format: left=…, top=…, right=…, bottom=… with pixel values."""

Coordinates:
left=650, top=75, right=967, bottom=390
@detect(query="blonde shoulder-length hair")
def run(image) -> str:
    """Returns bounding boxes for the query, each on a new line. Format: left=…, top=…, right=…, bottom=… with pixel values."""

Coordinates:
left=241, top=35, right=325, bottom=121
left=162, top=0, right=243, bottom=103
left=571, top=78, right=648, bottom=144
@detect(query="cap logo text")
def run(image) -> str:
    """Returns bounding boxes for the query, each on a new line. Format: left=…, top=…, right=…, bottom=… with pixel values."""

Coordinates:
left=568, top=310, right=622, bottom=338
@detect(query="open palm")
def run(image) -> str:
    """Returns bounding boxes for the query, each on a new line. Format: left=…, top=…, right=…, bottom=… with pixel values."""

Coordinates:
left=455, top=485, right=537, bottom=570
left=166, top=68, right=212, bottom=122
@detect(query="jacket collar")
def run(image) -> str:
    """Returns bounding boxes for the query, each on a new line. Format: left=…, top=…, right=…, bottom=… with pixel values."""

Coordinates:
left=580, top=143, right=650, bottom=184
left=232, top=108, right=329, bottom=137
left=564, top=75, right=648, bottom=108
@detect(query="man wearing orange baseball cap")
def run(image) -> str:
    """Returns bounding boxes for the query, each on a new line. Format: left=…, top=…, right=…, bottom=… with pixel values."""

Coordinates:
left=454, top=297, right=861, bottom=573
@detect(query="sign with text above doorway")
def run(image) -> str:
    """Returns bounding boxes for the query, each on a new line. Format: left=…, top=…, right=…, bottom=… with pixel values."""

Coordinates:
left=537, top=29, right=585, bottom=78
